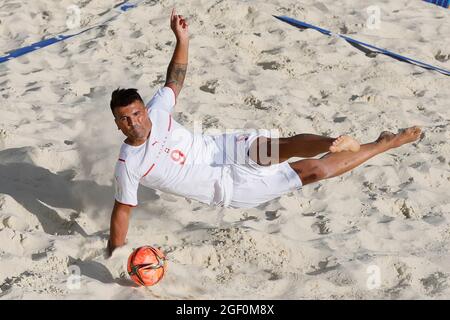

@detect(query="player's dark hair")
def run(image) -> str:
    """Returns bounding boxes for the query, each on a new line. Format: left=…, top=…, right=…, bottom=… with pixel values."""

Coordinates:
left=110, top=88, right=144, bottom=115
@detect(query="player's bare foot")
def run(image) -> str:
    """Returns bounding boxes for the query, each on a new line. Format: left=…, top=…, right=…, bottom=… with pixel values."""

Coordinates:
left=329, top=135, right=360, bottom=153
left=376, top=126, right=422, bottom=150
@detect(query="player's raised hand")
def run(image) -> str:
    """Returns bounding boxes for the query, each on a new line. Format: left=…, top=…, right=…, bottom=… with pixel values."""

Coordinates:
left=170, top=8, right=189, bottom=42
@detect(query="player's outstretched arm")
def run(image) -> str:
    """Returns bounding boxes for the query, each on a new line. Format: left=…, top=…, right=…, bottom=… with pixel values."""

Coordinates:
left=164, top=8, right=189, bottom=103
left=107, top=200, right=133, bottom=257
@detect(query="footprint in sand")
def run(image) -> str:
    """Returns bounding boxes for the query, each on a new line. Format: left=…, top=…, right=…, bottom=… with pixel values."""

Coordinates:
left=130, top=30, right=143, bottom=39
left=435, top=50, right=449, bottom=63
left=244, top=95, right=263, bottom=109
left=256, top=61, right=281, bottom=70
left=261, top=48, right=282, bottom=55
left=200, top=80, right=218, bottom=94
left=421, top=272, right=449, bottom=296
left=333, top=116, right=347, bottom=123
left=311, top=215, right=330, bottom=235
left=265, top=210, right=280, bottom=221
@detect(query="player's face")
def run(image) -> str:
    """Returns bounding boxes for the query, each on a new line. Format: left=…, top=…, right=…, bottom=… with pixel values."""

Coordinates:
left=114, top=101, right=151, bottom=142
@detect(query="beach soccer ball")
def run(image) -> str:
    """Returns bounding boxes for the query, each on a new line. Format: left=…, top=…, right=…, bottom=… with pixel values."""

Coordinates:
left=127, top=246, right=167, bottom=286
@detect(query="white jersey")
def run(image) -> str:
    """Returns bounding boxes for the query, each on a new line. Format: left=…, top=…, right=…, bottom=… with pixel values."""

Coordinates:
left=114, top=87, right=231, bottom=207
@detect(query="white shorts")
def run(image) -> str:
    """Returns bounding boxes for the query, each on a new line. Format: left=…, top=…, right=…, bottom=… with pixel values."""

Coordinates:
left=210, top=129, right=303, bottom=209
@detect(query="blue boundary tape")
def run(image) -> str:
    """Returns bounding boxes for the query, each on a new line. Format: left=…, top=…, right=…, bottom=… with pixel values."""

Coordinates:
left=424, top=0, right=450, bottom=8
left=274, top=15, right=450, bottom=77
left=0, top=1, right=141, bottom=64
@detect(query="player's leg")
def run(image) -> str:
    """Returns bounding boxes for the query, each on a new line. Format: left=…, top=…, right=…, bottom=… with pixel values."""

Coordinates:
left=289, top=127, right=421, bottom=185
left=249, top=133, right=360, bottom=166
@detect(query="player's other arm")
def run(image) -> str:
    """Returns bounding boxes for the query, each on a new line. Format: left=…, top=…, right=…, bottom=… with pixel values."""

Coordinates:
left=164, top=8, right=189, bottom=103
left=107, top=200, right=133, bottom=257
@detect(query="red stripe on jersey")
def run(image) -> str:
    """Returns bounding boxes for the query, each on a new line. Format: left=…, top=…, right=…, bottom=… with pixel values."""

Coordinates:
left=142, top=163, right=156, bottom=177
left=168, top=114, right=172, bottom=131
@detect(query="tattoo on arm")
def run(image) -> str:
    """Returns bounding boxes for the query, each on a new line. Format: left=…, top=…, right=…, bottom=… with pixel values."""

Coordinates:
left=165, top=62, right=187, bottom=95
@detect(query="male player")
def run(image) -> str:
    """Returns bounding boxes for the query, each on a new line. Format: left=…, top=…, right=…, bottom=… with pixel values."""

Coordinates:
left=107, top=9, right=421, bottom=255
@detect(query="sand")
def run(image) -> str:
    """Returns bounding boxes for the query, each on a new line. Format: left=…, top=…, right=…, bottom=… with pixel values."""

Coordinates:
left=0, top=0, right=449, bottom=299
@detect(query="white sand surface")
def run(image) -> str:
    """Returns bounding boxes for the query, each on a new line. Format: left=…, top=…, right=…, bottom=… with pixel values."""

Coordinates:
left=0, top=0, right=449, bottom=299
